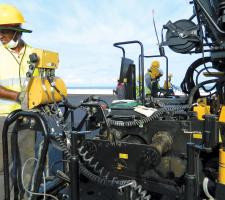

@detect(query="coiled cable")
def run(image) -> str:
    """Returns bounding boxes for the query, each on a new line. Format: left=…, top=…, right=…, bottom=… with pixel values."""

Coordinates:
left=78, top=145, right=109, bottom=178
left=78, top=145, right=151, bottom=200
left=180, top=57, right=212, bottom=96
left=79, top=165, right=151, bottom=200
left=130, top=180, right=151, bottom=200
left=79, top=162, right=130, bottom=187
left=54, top=135, right=71, bottom=159
left=108, top=105, right=190, bottom=127
left=53, top=134, right=151, bottom=199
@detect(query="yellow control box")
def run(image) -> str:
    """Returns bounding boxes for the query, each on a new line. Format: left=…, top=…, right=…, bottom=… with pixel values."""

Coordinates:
left=28, top=77, right=67, bottom=109
left=32, top=49, right=59, bottom=69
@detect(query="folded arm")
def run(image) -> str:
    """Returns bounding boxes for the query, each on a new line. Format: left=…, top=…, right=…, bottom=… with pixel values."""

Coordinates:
left=0, top=85, right=19, bottom=102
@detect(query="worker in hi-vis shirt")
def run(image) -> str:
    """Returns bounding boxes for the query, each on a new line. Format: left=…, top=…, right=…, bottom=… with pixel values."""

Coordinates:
left=0, top=4, right=39, bottom=198
left=145, top=60, right=163, bottom=97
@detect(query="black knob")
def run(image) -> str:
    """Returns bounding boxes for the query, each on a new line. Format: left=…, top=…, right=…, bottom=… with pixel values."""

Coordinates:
left=29, top=53, right=39, bottom=63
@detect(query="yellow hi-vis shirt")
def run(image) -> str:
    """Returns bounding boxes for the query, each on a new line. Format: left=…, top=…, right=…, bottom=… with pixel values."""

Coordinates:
left=0, top=44, right=39, bottom=115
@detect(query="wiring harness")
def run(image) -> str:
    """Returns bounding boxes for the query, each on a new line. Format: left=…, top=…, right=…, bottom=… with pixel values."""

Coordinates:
left=54, top=134, right=151, bottom=200
left=108, top=105, right=190, bottom=127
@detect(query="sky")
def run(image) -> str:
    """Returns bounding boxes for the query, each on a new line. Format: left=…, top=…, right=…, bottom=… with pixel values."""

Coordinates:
left=1, top=0, right=201, bottom=88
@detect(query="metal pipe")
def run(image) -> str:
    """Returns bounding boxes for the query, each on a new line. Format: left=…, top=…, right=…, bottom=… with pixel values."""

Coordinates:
left=2, top=110, right=50, bottom=200
left=138, top=55, right=141, bottom=99
left=185, top=142, right=197, bottom=200
left=194, top=0, right=225, bottom=35
left=189, top=13, right=196, bottom=21
left=113, top=43, right=125, bottom=58
left=70, top=133, right=80, bottom=200
left=113, top=41, right=145, bottom=105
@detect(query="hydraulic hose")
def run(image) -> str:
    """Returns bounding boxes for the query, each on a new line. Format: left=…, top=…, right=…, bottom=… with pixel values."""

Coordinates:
left=188, top=78, right=219, bottom=106
left=54, top=135, right=71, bottom=159
left=108, top=105, right=190, bottom=127
left=53, top=134, right=151, bottom=199
left=79, top=145, right=151, bottom=199
left=180, top=57, right=211, bottom=96
left=202, top=177, right=215, bottom=200
left=79, top=163, right=131, bottom=187
left=79, top=164, right=151, bottom=200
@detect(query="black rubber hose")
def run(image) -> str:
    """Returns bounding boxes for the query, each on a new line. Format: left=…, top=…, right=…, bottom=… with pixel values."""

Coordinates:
left=79, top=163, right=131, bottom=187
left=54, top=135, right=71, bottom=159
left=53, top=135, right=132, bottom=186
left=53, top=134, right=151, bottom=199
left=180, top=57, right=212, bottom=97
left=63, top=98, right=79, bottom=110
left=195, top=66, right=216, bottom=93
left=188, top=78, right=219, bottom=106
left=108, top=105, right=190, bottom=127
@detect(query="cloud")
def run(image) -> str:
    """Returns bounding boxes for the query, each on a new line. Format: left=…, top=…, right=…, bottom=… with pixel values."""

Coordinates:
left=1, top=0, right=197, bottom=87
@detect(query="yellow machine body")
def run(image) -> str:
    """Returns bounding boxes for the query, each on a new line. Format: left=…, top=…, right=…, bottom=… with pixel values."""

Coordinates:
left=193, top=105, right=210, bottom=120
left=28, top=77, right=67, bottom=109
left=219, top=148, right=225, bottom=184
left=32, top=49, right=59, bottom=69
left=219, top=106, right=225, bottom=123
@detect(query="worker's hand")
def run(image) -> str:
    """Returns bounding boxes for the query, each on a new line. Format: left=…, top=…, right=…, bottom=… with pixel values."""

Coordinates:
left=16, top=90, right=26, bottom=104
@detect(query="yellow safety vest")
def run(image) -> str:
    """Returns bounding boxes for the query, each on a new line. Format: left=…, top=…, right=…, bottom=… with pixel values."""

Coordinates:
left=0, top=44, right=39, bottom=115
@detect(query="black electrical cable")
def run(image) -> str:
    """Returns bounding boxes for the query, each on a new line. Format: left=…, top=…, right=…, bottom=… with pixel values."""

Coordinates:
left=180, top=57, right=212, bottom=97
left=81, top=95, right=109, bottom=108
left=194, top=0, right=223, bottom=82
left=53, top=136, right=129, bottom=186
left=49, top=159, right=130, bottom=191
left=46, top=78, right=78, bottom=110
left=53, top=134, right=151, bottom=199
left=188, top=78, right=219, bottom=106
left=50, top=160, right=69, bottom=176
left=78, top=145, right=151, bottom=199
left=195, top=66, right=217, bottom=93
left=180, top=1, right=219, bottom=96
left=79, top=163, right=131, bottom=187
left=63, top=98, right=79, bottom=110
left=108, top=105, right=190, bottom=127
left=54, top=135, right=71, bottom=159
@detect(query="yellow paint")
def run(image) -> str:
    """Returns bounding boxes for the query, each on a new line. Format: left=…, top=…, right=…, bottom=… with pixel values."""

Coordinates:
left=219, top=106, right=225, bottom=123
left=193, top=133, right=202, bottom=139
left=219, top=106, right=225, bottom=143
left=32, top=49, right=59, bottom=69
left=219, top=131, right=222, bottom=143
left=119, top=153, right=128, bottom=160
left=218, top=149, right=225, bottom=184
left=193, top=131, right=222, bottom=143
left=28, top=77, right=67, bottom=109
left=193, top=105, right=210, bottom=120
